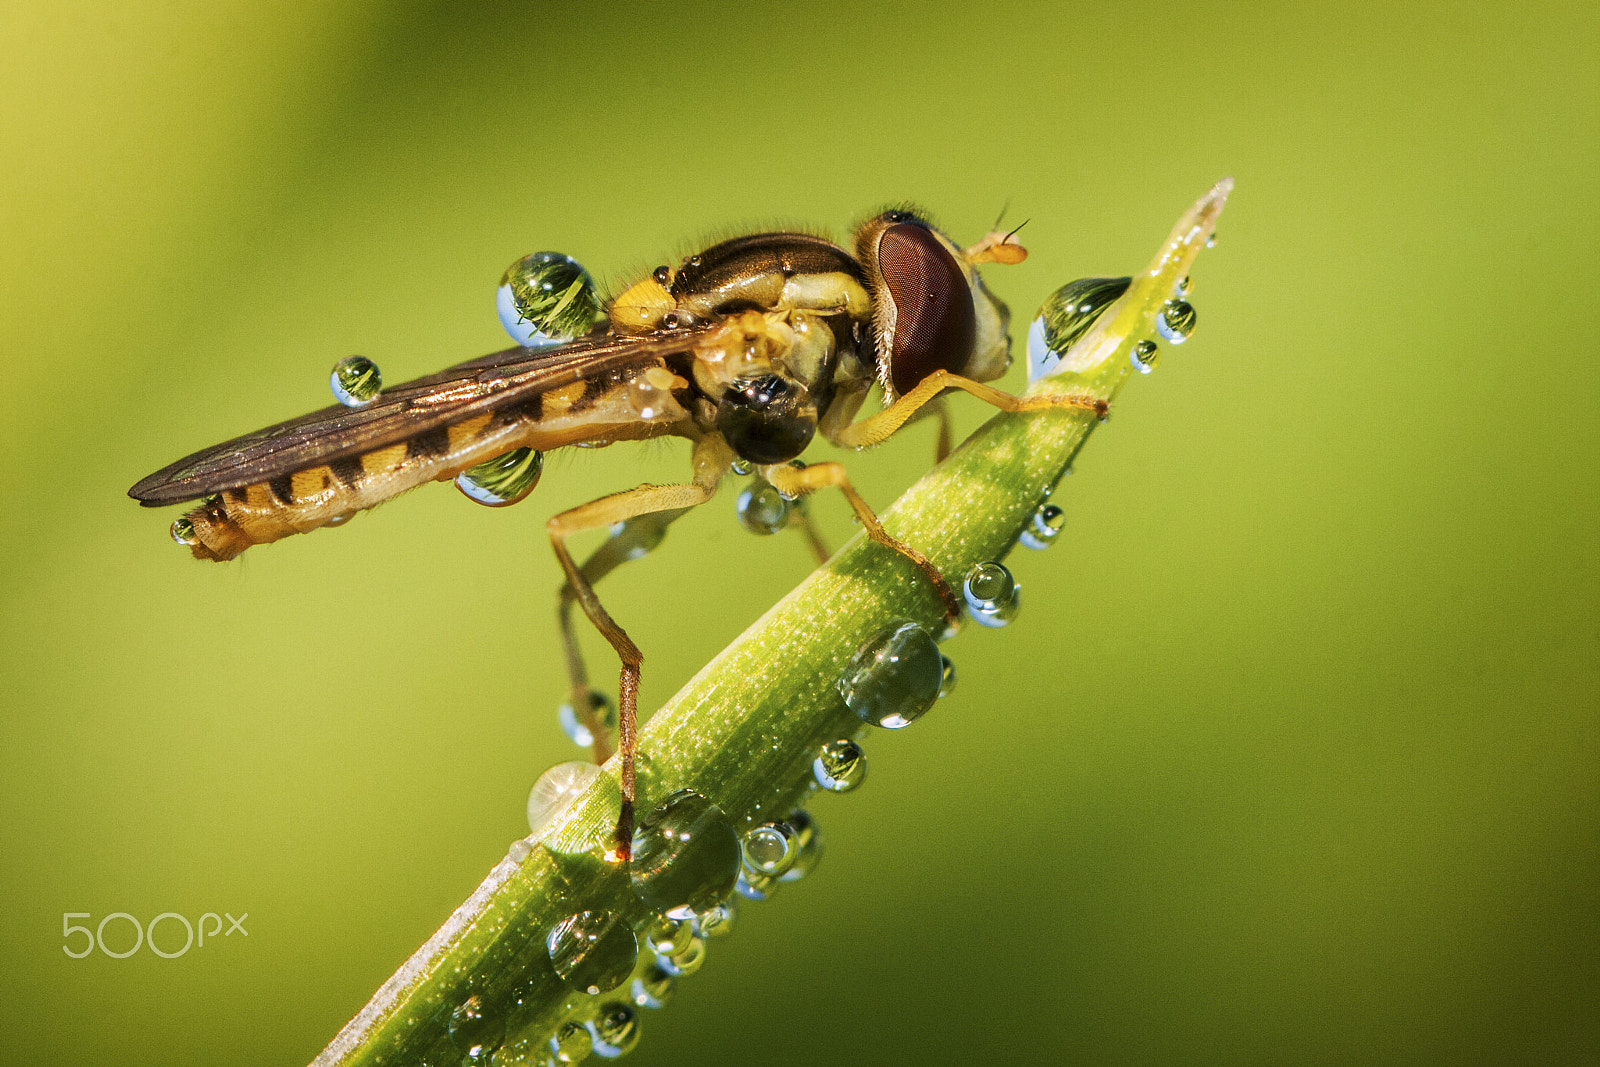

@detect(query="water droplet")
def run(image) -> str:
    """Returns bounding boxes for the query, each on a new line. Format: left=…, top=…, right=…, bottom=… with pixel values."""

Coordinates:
left=448, top=994, right=504, bottom=1060
left=498, top=252, right=602, bottom=345
left=549, top=1020, right=593, bottom=1063
left=170, top=516, right=197, bottom=546
left=1130, top=339, right=1159, bottom=374
left=653, top=927, right=706, bottom=976
left=812, top=739, right=867, bottom=793
left=607, top=519, right=666, bottom=562
left=324, top=511, right=355, bottom=527
left=330, top=355, right=382, bottom=407
left=558, top=690, right=617, bottom=749
left=588, top=1001, right=641, bottom=1059
left=741, top=822, right=799, bottom=875
left=1019, top=503, right=1066, bottom=550
left=631, top=963, right=676, bottom=1009
left=630, top=790, right=740, bottom=918
left=1027, top=276, right=1133, bottom=381
left=963, top=561, right=1022, bottom=629
left=729, top=458, right=754, bottom=476
left=506, top=838, right=532, bottom=863
left=736, top=483, right=790, bottom=535
left=938, top=655, right=957, bottom=698
left=456, top=447, right=544, bottom=507
left=1174, top=274, right=1193, bottom=297
left=735, top=868, right=777, bottom=901
left=839, top=620, right=943, bottom=729
left=1205, top=233, right=1218, bottom=249
left=546, top=911, right=638, bottom=995
left=778, top=809, right=823, bottom=882
left=694, top=900, right=737, bottom=938
left=1155, top=299, right=1196, bottom=345
left=528, top=761, right=603, bottom=837
left=964, top=561, right=1016, bottom=613
left=626, top=367, right=678, bottom=420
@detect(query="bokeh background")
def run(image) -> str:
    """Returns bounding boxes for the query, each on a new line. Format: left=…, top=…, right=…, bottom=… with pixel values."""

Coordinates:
left=2, top=1, right=1595, bottom=1063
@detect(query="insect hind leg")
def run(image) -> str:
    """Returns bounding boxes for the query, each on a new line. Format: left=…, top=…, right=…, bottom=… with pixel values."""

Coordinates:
left=557, top=508, right=690, bottom=764
left=547, top=437, right=729, bottom=862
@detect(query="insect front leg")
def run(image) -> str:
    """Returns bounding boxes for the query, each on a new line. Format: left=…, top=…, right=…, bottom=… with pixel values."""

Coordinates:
left=762, top=460, right=961, bottom=623
left=547, top=435, right=731, bottom=862
left=823, top=370, right=1108, bottom=452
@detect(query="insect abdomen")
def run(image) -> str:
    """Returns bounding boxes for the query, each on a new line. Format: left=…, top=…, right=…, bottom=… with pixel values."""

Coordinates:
left=179, top=413, right=531, bottom=561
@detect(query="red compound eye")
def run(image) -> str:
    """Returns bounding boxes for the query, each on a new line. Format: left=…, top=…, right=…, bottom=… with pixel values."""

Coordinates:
left=876, top=222, right=975, bottom=396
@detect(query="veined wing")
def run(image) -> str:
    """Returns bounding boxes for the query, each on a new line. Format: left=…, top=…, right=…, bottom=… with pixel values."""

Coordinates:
left=128, top=328, right=711, bottom=506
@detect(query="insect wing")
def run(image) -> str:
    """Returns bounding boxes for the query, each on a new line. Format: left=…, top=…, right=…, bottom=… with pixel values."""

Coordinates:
left=129, top=328, right=711, bottom=506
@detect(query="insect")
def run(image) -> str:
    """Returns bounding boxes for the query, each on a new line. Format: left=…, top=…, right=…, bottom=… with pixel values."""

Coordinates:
left=129, top=207, right=1107, bottom=860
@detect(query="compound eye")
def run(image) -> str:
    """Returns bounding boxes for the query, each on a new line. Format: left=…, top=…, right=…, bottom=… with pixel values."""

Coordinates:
left=875, top=222, right=976, bottom=396
left=715, top=374, right=817, bottom=465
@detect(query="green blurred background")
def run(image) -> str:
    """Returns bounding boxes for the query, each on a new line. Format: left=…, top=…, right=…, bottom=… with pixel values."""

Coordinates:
left=2, top=1, right=1594, bottom=1063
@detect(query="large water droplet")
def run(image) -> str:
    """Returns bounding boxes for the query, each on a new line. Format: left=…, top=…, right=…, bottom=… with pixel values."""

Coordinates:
left=170, top=516, right=198, bottom=546
left=630, top=790, right=740, bottom=918
left=812, top=739, right=867, bottom=793
left=631, top=963, right=676, bottom=1009
left=839, top=620, right=943, bottom=729
left=741, top=822, right=799, bottom=875
left=330, top=355, right=382, bottom=407
left=778, top=809, right=823, bottom=882
left=528, top=761, right=604, bottom=837
left=1027, top=276, right=1133, bottom=381
left=736, top=483, right=790, bottom=535
left=1156, top=299, right=1197, bottom=344
left=456, top=447, right=544, bottom=507
left=498, top=252, right=602, bottom=345
left=588, top=1001, right=641, bottom=1059
left=1130, top=339, right=1159, bottom=374
left=558, top=690, right=617, bottom=749
left=448, top=994, right=504, bottom=1061
left=546, top=911, right=638, bottom=995
left=549, top=1020, right=593, bottom=1063
left=1019, top=503, right=1066, bottom=550
left=964, top=561, right=1022, bottom=629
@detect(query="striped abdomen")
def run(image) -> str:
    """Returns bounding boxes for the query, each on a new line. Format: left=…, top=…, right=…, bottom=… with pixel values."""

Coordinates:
left=180, top=370, right=690, bottom=561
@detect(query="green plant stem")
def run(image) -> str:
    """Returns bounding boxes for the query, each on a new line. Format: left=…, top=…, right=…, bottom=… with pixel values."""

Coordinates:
left=311, top=179, right=1232, bottom=1067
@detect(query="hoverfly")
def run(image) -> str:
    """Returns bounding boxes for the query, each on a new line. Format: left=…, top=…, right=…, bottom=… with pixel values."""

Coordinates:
left=129, top=207, right=1107, bottom=859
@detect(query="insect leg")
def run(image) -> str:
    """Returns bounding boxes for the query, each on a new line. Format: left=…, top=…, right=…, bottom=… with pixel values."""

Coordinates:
left=547, top=435, right=731, bottom=862
left=557, top=508, right=691, bottom=764
left=823, top=370, right=1107, bottom=452
left=763, top=461, right=961, bottom=623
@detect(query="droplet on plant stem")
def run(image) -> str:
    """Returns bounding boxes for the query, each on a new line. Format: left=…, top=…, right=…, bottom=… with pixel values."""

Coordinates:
left=1019, top=503, right=1066, bottom=550
left=779, top=809, right=823, bottom=882
left=549, top=1020, right=593, bottom=1063
left=938, top=654, right=957, bottom=698
left=447, top=994, right=504, bottom=1061
left=588, top=1001, right=641, bottom=1059
left=741, top=821, right=799, bottom=875
left=838, top=620, right=943, bottom=729
left=546, top=910, right=638, bottom=996
left=812, top=739, right=867, bottom=792
left=629, top=790, right=741, bottom=918
left=1131, top=339, right=1159, bottom=374
left=631, top=964, right=676, bottom=1009
left=527, top=761, right=604, bottom=837
left=1155, top=299, right=1197, bottom=344
left=330, top=355, right=382, bottom=407
left=963, top=561, right=1018, bottom=622
left=1026, top=276, right=1134, bottom=381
